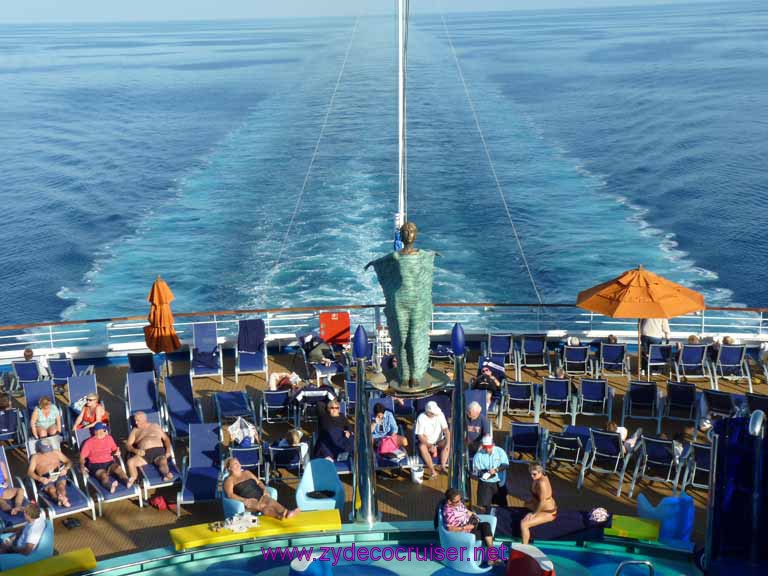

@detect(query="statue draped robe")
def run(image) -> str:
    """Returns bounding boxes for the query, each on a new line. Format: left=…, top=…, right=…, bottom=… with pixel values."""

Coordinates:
left=371, top=250, right=435, bottom=385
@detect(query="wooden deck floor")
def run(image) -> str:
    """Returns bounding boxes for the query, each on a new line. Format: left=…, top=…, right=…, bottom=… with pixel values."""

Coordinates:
left=5, top=352, right=762, bottom=560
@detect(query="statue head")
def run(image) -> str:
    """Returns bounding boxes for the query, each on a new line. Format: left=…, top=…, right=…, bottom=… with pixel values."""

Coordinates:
left=400, top=221, right=417, bottom=245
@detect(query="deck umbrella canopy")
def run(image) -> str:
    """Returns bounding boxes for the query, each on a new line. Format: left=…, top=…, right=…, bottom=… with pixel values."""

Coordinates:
left=143, top=276, right=181, bottom=355
left=576, top=265, right=706, bottom=379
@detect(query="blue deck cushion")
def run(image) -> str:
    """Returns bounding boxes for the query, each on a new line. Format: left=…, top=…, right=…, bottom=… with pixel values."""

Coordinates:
left=216, top=391, right=252, bottom=419
left=87, top=475, right=139, bottom=501
left=140, top=459, right=180, bottom=485
left=165, top=375, right=201, bottom=439
left=37, top=479, right=90, bottom=514
left=126, top=372, right=160, bottom=414
left=493, top=506, right=611, bottom=542
left=238, top=351, right=265, bottom=373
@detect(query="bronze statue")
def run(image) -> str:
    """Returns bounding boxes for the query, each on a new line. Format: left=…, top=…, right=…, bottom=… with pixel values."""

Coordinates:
left=365, top=222, right=438, bottom=389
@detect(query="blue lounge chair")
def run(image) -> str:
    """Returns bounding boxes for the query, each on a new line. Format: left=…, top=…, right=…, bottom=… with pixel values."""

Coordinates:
left=597, top=343, right=628, bottom=378
left=0, top=401, right=25, bottom=448
left=701, top=389, right=737, bottom=419
left=297, top=333, right=347, bottom=386
left=646, top=344, right=674, bottom=379
left=681, top=442, right=711, bottom=492
left=295, top=458, right=344, bottom=512
left=577, top=428, right=636, bottom=496
left=125, top=371, right=165, bottom=429
left=47, top=357, right=94, bottom=390
left=628, top=435, right=687, bottom=497
left=712, top=344, right=752, bottom=392
left=221, top=471, right=277, bottom=519
left=519, top=334, right=550, bottom=376
left=75, top=428, right=142, bottom=516
left=0, top=445, right=29, bottom=528
left=293, top=384, right=336, bottom=426
left=576, top=378, right=614, bottom=422
left=542, top=377, right=574, bottom=425
left=561, top=346, right=592, bottom=377
left=674, top=344, right=714, bottom=388
left=26, top=438, right=96, bottom=521
left=621, top=381, right=662, bottom=434
left=164, top=374, right=203, bottom=442
left=414, top=393, right=452, bottom=419
left=429, top=342, right=454, bottom=363
left=177, top=423, right=221, bottom=517
left=546, top=432, right=583, bottom=471
left=11, top=360, right=47, bottom=393
left=214, top=391, right=258, bottom=427
left=0, top=518, right=53, bottom=571
left=485, top=333, right=518, bottom=379
left=65, top=374, right=99, bottom=445
left=128, top=352, right=161, bottom=378
left=260, top=390, right=293, bottom=425
left=228, top=438, right=265, bottom=479
left=235, top=319, right=268, bottom=384
left=663, top=381, right=700, bottom=432
left=268, top=444, right=304, bottom=481
left=22, top=379, right=67, bottom=445
left=437, top=503, right=497, bottom=573
left=190, top=322, right=224, bottom=385
left=504, top=381, right=539, bottom=422
left=464, top=389, right=488, bottom=421
left=505, top=423, right=547, bottom=465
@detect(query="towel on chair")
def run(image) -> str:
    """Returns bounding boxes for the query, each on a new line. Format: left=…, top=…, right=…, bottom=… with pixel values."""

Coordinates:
left=238, top=319, right=265, bottom=353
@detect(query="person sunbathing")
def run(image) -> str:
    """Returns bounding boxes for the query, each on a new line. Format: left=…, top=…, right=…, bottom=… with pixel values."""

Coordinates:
left=223, top=457, right=299, bottom=519
left=521, top=463, right=557, bottom=544
left=27, top=439, right=71, bottom=508
left=125, top=411, right=174, bottom=487
left=29, top=396, right=61, bottom=439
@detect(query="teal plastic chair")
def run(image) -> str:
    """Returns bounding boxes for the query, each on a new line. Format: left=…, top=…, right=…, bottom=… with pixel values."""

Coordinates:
left=0, top=518, right=54, bottom=570
left=220, top=472, right=277, bottom=519
left=436, top=507, right=497, bottom=573
left=295, top=458, right=344, bottom=512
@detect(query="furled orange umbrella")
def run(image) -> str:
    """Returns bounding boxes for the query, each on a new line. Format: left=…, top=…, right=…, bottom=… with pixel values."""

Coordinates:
left=576, top=265, right=705, bottom=379
left=143, top=276, right=181, bottom=354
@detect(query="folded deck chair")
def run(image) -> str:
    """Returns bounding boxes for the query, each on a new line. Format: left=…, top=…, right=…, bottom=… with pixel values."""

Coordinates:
left=621, top=381, right=662, bottom=434
left=0, top=402, right=25, bottom=448
left=0, top=445, right=29, bottom=528
left=190, top=322, right=223, bottom=385
left=519, top=334, right=550, bottom=376
left=505, top=423, right=546, bottom=465
left=663, top=381, right=700, bottom=432
left=124, top=371, right=165, bottom=429
left=576, top=378, right=614, bottom=423
left=26, top=438, right=96, bottom=521
left=629, top=435, right=687, bottom=497
left=681, top=442, right=711, bottom=492
left=177, top=422, right=221, bottom=517
left=561, top=346, right=592, bottom=377
left=674, top=344, right=714, bottom=388
left=547, top=432, right=583, bottom=471
left=504, top=381, right=539, bottom=422
left=597, top=343, right=628, bottom=378
left=127, top=352, right=160, bottom=377
left=75, top=428, right=142, bottom=516
left=235, top=319, right=268, bottom=384
left=542, top=377, right=574, bottom=425
left=712, top=345, right=752, bottom=392
left=578, top=428, right=638, bottom=496
left=164, top=374, right=203, bottom=442
left=48, top=357, right=94, bottom=390
left=646, top=344, right=674, bottom=379
left=260, top=389, right=293, bottom=425
left=65, top=374, right=99, bottom=437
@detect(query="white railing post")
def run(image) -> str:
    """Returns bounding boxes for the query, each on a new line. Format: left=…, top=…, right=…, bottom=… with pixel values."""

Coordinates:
left=48, top=325, right=55, bottom=350
left=701, top=310, right=706, bottom=334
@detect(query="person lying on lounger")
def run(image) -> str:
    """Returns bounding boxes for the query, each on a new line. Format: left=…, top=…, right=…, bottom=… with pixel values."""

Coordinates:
left=521, top=463, right=558, bottom=545
left=223, top=457, right=299, bottom=519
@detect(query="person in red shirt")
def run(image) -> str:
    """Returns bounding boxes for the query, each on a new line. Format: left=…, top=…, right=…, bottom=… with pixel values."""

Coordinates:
left=79, top=423, right=129, bottom=493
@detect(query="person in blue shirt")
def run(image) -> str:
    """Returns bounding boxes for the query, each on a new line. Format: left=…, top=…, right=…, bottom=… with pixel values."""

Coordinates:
left=466, top=402, right=490, bottom=457
left=371, top=403, right=408, bottom=452
left=472, top=434, right=509, bottom=513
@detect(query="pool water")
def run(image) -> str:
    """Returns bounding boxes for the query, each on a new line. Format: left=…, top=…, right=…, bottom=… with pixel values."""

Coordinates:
left=134, top=542, right=699, bottom=576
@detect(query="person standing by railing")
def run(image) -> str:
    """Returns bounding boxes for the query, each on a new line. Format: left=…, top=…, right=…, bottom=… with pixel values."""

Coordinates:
left=640, top=318, right=670, bottom=353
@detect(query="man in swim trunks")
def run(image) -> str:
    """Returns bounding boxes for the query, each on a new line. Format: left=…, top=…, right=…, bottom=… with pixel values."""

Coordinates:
left=125, top=411, right=174, bottom=488
left=27, top=439, right=71, bottom=508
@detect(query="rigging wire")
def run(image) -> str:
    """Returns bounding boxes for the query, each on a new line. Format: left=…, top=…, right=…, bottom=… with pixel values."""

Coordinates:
left=259, top=16, right=360, bottom=302
left=439, top=11, right=544, bottom=305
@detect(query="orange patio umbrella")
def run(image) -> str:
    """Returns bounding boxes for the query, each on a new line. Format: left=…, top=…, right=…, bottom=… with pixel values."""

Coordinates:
left=576, top=265, right=705, bottom=379
left=143, top=276, right=181, bottom=355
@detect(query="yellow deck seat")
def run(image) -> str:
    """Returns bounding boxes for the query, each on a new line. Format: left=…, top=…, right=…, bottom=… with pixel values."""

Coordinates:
left=1, top=548, right=96, bottom=576
left=169, top=509, right=342, bottom=551
left=605, top=515, right=660, bottom=541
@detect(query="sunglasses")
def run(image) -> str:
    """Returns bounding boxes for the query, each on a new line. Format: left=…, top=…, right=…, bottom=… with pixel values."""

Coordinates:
left=329, top=406, right=340, bottom=410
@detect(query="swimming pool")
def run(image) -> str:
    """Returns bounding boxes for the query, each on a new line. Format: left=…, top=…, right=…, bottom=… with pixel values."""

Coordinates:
left=117, top=541, right=699, bottom=576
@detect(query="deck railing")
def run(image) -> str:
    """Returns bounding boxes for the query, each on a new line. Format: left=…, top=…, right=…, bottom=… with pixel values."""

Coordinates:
left=0, top=303, right=766, bottom=361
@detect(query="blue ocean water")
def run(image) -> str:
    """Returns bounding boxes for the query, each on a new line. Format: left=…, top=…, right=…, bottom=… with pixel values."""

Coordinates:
left=0, top=2, right=766, bottom=324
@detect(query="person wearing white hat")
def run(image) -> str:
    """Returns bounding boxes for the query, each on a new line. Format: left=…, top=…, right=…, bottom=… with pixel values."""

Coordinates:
left=415, top=400, right=450, bottom=479
left=471, top=434, right=509, bottom=513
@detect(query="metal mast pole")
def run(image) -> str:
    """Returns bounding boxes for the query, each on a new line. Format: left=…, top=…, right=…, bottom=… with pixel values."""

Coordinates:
left=396, top=0, right=407, bottom=231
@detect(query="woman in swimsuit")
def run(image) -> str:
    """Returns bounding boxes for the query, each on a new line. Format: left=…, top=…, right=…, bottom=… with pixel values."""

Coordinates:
left=30, top=396, right=61, bottom=439
left=223, top=458, right=300, bottom=520
left=521, top=463, right=557, bottom=544
left=73, top=393, right=109, bottom=430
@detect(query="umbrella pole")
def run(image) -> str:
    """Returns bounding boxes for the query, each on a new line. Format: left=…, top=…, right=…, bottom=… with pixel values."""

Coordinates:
left=637, top=320, right=642, bottom=381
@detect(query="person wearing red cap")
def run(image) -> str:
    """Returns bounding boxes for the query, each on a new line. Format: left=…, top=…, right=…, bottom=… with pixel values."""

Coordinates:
left=79, top=423, right=129, bottom=494
left=471, top=434, right=509, bottom=513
